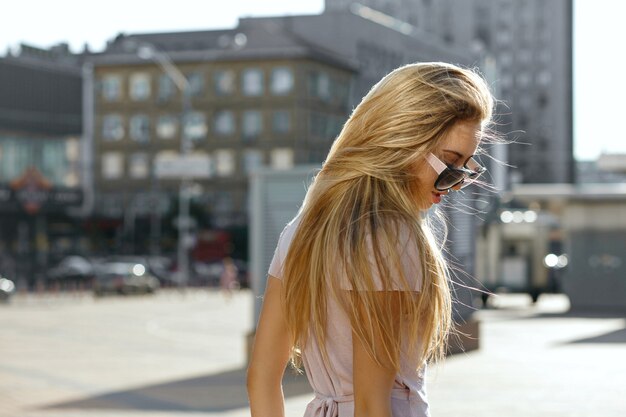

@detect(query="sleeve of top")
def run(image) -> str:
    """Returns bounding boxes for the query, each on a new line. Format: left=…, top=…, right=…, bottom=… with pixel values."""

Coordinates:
left=268, top=222, right=293, bottom=280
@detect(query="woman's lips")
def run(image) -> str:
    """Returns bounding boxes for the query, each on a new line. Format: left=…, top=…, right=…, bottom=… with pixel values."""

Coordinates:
left=431, top=192, right=442, bottom=204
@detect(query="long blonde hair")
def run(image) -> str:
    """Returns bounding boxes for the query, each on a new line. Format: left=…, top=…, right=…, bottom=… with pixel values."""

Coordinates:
left=282, top=62, right=495, bottom=371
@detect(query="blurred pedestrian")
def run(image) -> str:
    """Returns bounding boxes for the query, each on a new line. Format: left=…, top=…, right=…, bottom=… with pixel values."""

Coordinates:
left=220, top=257, right=238, bottom=298
left=248, top=62, right=499, bottom=417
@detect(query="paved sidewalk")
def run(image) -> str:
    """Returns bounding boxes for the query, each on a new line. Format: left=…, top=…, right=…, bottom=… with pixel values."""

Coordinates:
left=1, top=290, right=625, bottom=416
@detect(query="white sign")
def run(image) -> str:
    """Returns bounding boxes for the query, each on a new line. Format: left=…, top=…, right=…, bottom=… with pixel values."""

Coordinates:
left=155, top=155, right=212, bottom=179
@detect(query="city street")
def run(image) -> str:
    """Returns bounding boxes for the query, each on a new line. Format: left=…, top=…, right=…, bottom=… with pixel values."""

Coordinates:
left=1, top=289, right=625, bottom=417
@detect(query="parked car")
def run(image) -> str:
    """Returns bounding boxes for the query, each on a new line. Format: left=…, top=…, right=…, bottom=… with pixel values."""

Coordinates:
left=0, top=276, right=15, bottom=302
left=47, top=256, right=96, bottom=287
left=102, top=256, right=175, bottom=286
left=93, top=262, right=160, bottom=296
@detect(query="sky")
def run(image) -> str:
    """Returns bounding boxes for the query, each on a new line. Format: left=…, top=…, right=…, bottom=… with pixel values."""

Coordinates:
left=1, top=0, right=624, bottom=161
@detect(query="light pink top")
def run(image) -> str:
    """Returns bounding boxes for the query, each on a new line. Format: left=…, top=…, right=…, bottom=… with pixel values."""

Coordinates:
left=269, top=214, right=430, bottom=417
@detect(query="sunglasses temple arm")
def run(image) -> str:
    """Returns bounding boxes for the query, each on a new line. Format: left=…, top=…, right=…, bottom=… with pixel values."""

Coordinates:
left=425, top=153, right=447, bottom=174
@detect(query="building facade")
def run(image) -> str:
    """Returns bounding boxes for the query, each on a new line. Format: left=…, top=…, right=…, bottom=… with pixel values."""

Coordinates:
left=86, top=11, right=479, bottom=266
left=326, top=0, right=575, bottom=184
left=88, top=23, right=356, bottom=256
left=0, top=44, right=84, bottom=288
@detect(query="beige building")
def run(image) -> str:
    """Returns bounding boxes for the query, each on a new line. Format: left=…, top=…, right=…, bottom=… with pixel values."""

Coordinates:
left=87, top=26, right=355, bottom=246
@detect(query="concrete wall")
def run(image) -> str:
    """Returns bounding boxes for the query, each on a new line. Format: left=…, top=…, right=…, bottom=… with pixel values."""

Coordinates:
left=249, top=165, right=319, bottom=322
left=562, top=202, right=626, bottom=311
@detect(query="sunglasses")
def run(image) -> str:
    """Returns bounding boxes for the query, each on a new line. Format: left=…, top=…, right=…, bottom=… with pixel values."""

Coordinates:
left=425, top=152, right=486, bottom=191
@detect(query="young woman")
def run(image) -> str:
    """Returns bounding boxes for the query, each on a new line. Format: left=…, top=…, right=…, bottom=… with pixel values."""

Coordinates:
left=247, top=62, right=496, bottom=417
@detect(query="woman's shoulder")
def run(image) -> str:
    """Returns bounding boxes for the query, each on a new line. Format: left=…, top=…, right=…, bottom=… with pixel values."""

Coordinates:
left=268, top=212, right=303, bottom=279
left=280, top=212, right=303, bottom=246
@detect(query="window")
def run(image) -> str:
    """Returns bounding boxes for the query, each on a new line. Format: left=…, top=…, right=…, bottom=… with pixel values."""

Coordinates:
left=271, top=148, right=294, bottom=170
left=183, top=112, right=207, bottom=141
left=0, top=138, right=75, bottom=186
left=335, top=78, right=350, bottom=108
left=130, top=115, right=150, bottom=142
left=242, top=111, right=263, bottom=142
left=102, top=152, right=123, bottom=179
left=270, top=67, right=294, bottom=95
left=102, top=115, right=124, bottom=141
left=272, top=110, right=291, bottom=134
left=102, top=75, right=122, bottom=102
left=500, top=74, right=513, bottom=90
left=242, top=68, right=264, bottom=96
left=499, top=52, right=513, bottom=67
left=215, top=149, right=235, bottom=177
left=214, top=70, right=236, bottom=96
left=187, top=72, right=204, bottom=96
left=309, top=71, right=331, bottom=101
left=129, top=153, right=149, bottom=179
left=538, top=50, right=551, bottom=64
left=41, top=141, right=67, bottom=185
left=158, top=74, right=175, bottom=102
left=214, top=110, right=235, bottom=136
left=243, top=149, right=263, bottom=175
left=537, top=70, right=551, bottom=86
left=519, top=49, right=533, bottom=65
left=309, top=112, right=336, bottom=138
left=516, top=72, right=531, bottom=88
left=496, top=30, right=512, bottom=46
left=129, top=73, right=151, bottom=101
left=537, top=93, right=549, bottom=109
left=331, top=115, right=344, bottom=138
left=156, top=115, right=178, bottom=139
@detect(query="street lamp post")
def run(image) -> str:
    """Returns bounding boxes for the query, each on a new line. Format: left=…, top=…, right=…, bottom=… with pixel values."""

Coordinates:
left=131, top=42, right=193, bottom=287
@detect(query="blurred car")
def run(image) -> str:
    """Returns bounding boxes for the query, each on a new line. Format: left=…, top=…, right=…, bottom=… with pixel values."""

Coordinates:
left=47, top=256, right=96, bottom=287
left=102, top=255, right=175, bottom=286
left=93, top=262, right=160, bottom=296
left=0, top=276, right=15, bottom=302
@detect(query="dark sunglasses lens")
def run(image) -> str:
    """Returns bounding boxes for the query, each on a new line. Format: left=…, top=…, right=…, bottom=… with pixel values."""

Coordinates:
left=435, top=170, right=464, bottom=191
